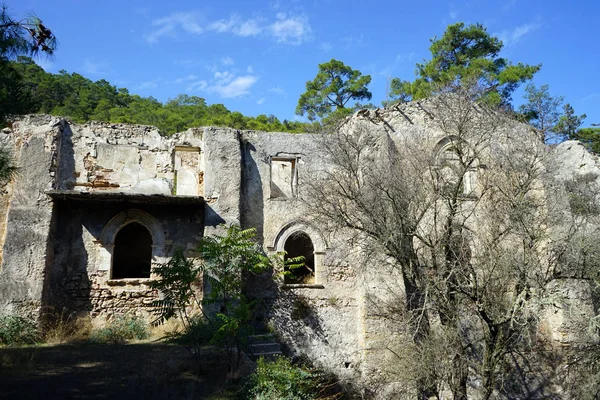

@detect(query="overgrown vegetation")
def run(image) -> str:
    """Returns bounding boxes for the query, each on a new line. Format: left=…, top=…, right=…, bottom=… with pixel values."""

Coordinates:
left=41, top=309, right=91, bottom=344
left=306, top=84, right=600, bottom=398
left=88, top=314, right=149, bottom=344
left=151, top=225, right=272, bottom=377
left=0, top=315, right=39, bottom=345
left=240, top=356, right=343, bottom=400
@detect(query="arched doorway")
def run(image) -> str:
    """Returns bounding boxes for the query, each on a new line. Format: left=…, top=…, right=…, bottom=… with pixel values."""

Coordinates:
left=284, top=231, right=315, bottom=284
left=112, top=222, right=153, bottom=279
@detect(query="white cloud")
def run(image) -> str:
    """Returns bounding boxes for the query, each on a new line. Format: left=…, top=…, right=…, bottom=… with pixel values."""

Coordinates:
left=169, top=74, right=198, bottom=84
left=269, top=86, right=285, bottom=95
left=207, top=15, right=264, bottom=37
left=82, top=58, right=108, bottom=76
left=214, top=71, right=235, bottom=85
left=209, top=75, right=258, bottom=98
left=147, top=11, right=312, bottom=46
left=137, top=80, right=160, bottom=90
left=319, top=42, right=332, bottom=52
left=208, top=18, right=236, bottom=33
left=269, top=13, right=311, bottom=45
left=187, top=80, right=208, bottom=91
left=449, top=11, right=458, bottom=19
left=221, top=56, right=234, bottom=66
left=237, top=19, right=263, bottom=36
left=257, top=98, right=265, bottom=105
left=146, top=11, right=204, bottom=43
left=498, top=22, right=542, bottom=46
left=186, top=68, right=258, bottom=98
left=247, top=65, right=254, bottom=73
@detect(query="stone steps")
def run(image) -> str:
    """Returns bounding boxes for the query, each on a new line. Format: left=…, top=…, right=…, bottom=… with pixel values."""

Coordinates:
left=247, top=334, right=282, bottom=361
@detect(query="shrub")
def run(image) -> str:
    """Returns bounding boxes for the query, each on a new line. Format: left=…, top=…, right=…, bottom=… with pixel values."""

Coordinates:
left=89, top=315, right=149, bottom=344
left=240, top=356, right=343, bottom=400
left=0, top=315, right=39, bottom=346
left=41, top=309, right=91, bottom=344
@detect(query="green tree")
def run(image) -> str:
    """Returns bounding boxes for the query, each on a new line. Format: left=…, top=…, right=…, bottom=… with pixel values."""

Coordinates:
left=518, top=83, right=564, bottom=142
left=151, top=225, right=272, bottom=376
left=573, top=127, right=600, bottom=154
left=0, top=6, right=56, bottom=123
left=389, top=23, right=540, bottom=107
left=296, top=59, right=372, bottom=122
left=555, top=103, right=587, bottom=140
left=0, top=4, right=56, bottom=58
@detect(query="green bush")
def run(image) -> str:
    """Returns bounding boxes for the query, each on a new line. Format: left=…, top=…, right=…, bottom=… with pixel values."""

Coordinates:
left=89, top=315, right=149, bottom=344
left=0, top=315, right=40, bottom=346
left=240, top=356, right=342, bottom=400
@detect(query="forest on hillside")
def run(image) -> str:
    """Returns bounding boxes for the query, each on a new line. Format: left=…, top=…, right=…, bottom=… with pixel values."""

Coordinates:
left=4, top=56, right=309, bottom=135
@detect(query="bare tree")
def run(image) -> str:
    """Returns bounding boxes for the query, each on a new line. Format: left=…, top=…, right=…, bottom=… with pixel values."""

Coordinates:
left=305, top=85, right=599, bottom=399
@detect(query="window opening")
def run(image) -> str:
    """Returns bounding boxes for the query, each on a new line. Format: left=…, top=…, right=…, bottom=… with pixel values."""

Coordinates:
left=112, top=222, right=152, bottom=279
left=284, top=231, right=315, bottom=284
left=270, top=158, right=297, bottom=198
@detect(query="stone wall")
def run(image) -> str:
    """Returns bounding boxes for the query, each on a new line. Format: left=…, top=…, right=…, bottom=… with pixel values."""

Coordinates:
left=0, top=116, right=206, bottom=320
left=0, top=108, right=597, bottom=393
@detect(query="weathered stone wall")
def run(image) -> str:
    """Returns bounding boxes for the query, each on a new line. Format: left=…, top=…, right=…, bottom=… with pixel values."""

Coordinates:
left=238, top=131, right=364, bottom=381
left=0, top=115, right=63, bottom=316
left=0, top=116, right=206, bottom=320
left=0, top=107, right=598, bottom=394
left=47, top=200, right=203, bottom=319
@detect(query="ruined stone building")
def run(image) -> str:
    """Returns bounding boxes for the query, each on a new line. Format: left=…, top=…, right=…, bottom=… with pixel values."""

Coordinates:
left=0, top=100, right=598, bottom=394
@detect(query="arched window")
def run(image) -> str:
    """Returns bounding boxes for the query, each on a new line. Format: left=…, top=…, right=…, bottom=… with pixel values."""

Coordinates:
left=112, top=222, right=153, bottom=279
left=435, top=137, right=477, bottom=197
left=284, top=231, right=315, bottom=284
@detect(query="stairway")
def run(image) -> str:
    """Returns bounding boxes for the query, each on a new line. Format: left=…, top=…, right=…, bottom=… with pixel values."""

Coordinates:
left=247, top=334, right=283, bottom=361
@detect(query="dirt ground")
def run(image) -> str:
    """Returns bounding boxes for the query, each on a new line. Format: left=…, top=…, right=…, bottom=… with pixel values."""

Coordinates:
left=0, top=342, right=238, bottom=400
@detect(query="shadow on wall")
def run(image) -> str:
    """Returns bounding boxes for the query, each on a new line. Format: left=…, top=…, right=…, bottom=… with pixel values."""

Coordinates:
left=239, top=141, right=279, bottom=304
left=240, top=141, right=264, bottom=242
left=41, top=123, right=93, bottom=322
left=262, top=291, right=327, bottom=354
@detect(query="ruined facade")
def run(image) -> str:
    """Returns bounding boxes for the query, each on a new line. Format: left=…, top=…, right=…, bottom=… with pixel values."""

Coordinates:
left=0, top=102, right=598, bottom=394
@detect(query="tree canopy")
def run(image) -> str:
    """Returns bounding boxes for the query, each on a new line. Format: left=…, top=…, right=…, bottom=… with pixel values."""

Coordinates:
left=9, top=57, right=308, bottom=135
left=0, top=6, right=56, bottom=124
left=389, top=22, right=540, bottom=107
left=296, top=59, right=372, bottom=122
left=0, top=5, right=56, bottom=59
left=572, top=127, right=600, bottom=154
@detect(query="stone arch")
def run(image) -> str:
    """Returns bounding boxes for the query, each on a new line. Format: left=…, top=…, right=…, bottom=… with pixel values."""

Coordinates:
left=100, top=209, right=165, bottom=247
left=433, top=136, right=479, bottom=197
left=272, top=221, right=327, bottom=253
left=272, top=221, right=327, bottom=285
left=99, top=209, right=166, bottom=279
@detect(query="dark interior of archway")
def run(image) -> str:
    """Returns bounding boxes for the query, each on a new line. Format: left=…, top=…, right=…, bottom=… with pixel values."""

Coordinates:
left=284, top=231, right=315, bottom=284
left=112, top=222, right=152, bottom=279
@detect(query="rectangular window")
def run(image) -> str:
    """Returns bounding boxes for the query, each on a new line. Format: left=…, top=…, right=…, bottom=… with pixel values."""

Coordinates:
left=270, top=157, right=297, bottom=199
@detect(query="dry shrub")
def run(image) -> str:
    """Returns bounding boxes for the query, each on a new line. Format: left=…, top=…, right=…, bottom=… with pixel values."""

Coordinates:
left=41, top=309, right=92, bottom=344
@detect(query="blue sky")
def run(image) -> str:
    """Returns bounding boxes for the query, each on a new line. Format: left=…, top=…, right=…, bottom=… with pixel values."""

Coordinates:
left=7, top=0, right=600, bottom=126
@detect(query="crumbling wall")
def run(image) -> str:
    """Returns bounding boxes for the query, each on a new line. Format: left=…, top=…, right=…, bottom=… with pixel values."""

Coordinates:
left=0, top=116, right=206, bottom=320
left=238, top=130, right=364, bottom=381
